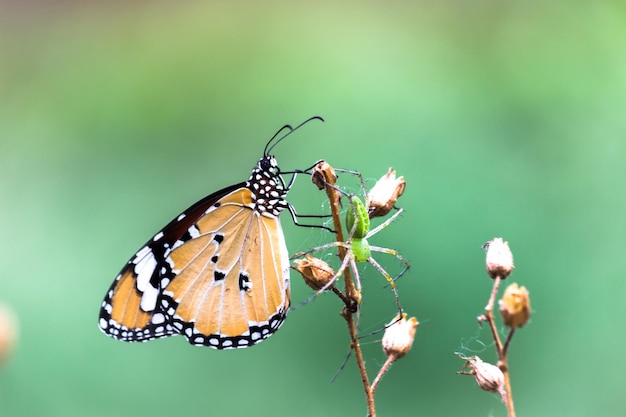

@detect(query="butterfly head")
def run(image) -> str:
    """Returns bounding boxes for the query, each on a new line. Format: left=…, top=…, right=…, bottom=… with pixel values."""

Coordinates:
left=251, top=116, right=324, bottom=218
left=259, top=154, right=281, bottom=177
left=247, top=155, right=289, bottom=218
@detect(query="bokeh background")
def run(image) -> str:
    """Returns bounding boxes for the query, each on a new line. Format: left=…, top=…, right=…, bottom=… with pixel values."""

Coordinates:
left=1, top=1, right=625, bottom=416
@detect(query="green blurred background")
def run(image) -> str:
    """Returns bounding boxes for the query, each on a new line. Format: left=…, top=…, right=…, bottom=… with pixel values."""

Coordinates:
left=1, top=1, right=625, bottom=416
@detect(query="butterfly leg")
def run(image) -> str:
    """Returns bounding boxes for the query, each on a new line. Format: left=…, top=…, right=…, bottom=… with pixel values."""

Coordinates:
left=286, top=203, right=335, bottom=233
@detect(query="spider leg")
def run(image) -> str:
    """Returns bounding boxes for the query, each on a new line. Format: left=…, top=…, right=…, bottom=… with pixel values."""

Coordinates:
left=334, top=167, right=367, bottom=198
left=366, top=256, right=403, bottom=316
left=349, top=256, right=362, bottom=297
left=347, top=255, right=363, bottom=327
left=366, top=207, right=404, bottom=238
left=355, top=313, right=404, bottom=343
left=330, top=347, right=354, bottom=383
left=290, top=241, right=346, bottom=260
left=368, top=245, right=411, bottom=283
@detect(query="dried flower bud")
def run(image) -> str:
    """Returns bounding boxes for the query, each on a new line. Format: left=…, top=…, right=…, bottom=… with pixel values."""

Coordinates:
left=382, top=313, right=419, bottom=360
left=0, top=303, right=18, bottom=368
left=499, top=283, right=531, bottom=328
left=457, top=355, right=507, bottom=403
left=311, top=160, right=337, bottom=190
left=483, top=237, right=514, bottom=279
left=366, top=168, right=406, bottom=218
left=293, top=254, right=336, bottom=291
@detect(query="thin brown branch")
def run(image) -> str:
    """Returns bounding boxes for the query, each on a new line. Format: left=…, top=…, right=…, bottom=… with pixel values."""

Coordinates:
left=483, top=276, right=516, bottom=417
left=500, top=358, right=516, bottom=417
left=317, top=163, right=375, bottom=417
left=500, top=328, right=516, bottom=417
left=483, top=276, right=503, bottom=354
left=370, top=355, right=395, bottom=395
left=502, top=328, right=516, bottom=356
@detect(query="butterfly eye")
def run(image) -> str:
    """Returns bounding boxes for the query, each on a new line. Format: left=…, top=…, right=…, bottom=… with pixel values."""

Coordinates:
left=260, top=156, right=278, bottom=175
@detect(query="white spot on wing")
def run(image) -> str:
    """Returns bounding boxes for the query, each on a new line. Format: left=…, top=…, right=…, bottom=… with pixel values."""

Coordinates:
left=134, top=245, right=151, bottom=262
left=188, top=225, right=200, bottom=239
left=135, top=249, right=157, bottom=291
left=170, top=240, right=184, bottom=251
left=140, top=284, right=159, bottom=311
left=152, top=313, right=166, bottom=324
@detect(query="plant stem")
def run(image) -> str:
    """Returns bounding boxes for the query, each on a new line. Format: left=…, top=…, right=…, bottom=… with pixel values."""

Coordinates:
left=319, top=164, right=376, bottom=417
left=502, top=328, right=515, bottom=356
left=500, top=359, right=515, bottom=417
left=484, top=276, right=503, bottom=353
left=370, top=355, right=395, bottom=395
left=345, top=307, right=375, bottom=416
left=484, top=276, right=516, bottom=417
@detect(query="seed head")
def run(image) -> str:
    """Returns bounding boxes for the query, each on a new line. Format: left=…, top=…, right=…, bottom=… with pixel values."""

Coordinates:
left=499, top=282, right=531, bottom=328
left=483, top=237, right=514, bottom=279
left=382, top=313, right=419, bottom=360
left=366, top=168, right=406, bottom=218
left=457, top=354, right=507, bottom=403
left=293, top=255, right=336, bottom=291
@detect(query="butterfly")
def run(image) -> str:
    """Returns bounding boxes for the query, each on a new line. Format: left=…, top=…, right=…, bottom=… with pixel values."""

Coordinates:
left=99, top=116, right=323, bottom=349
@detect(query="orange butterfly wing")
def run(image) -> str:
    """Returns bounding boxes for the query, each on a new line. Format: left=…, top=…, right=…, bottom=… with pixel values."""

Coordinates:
left=162, top=188, right=290, bottom=348
left=99, top=156, right=292, bottom=349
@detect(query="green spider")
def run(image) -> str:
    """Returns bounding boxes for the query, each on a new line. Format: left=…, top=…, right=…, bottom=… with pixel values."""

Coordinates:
left=292, top=192, right=409, bottom=314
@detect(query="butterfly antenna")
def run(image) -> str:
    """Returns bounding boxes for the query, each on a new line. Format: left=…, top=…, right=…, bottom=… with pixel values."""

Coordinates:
left=264, top=116, right=325, bottom=156
left=264, top=124, right=294, bottom=156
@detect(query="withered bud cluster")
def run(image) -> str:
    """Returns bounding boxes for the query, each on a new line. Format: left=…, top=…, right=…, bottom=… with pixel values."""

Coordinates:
left=499, top=283, right=531, bottom=328
left=382, top=313, right=419, bottom=360
left=457, top=355, right=507, bottom=403
left=293, top=255, right=336, bottom=291
left=367, top=168, right=406, bottom=218
left=483, top=237, right=514, bottom=279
